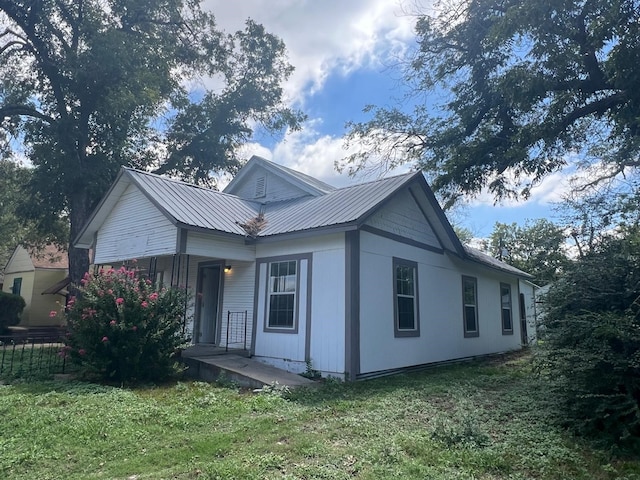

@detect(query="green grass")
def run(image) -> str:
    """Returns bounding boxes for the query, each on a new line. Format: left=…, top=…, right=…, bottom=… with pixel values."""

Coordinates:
left=1, top=352, right=639, bottom=479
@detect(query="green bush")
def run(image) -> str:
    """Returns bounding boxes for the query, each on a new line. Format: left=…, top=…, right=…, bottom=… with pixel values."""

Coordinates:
left=0, top=291, right=26, bottom=332
left=64, top=265, right=189, bottom=384
left=538, top=228, right=640, bottom=450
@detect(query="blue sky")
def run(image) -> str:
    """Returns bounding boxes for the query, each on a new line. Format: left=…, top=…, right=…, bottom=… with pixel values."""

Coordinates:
left=205, top=0, right=567, bottom=238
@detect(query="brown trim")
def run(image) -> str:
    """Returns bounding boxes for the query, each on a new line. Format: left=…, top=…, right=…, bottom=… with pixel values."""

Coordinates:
left=462, top=275, right=479, bottom=338
left=345, top=230, right=360, bottom=381
left=392, top=257, right=420, bottom=338
left=361, top=225, right=444, bottom=254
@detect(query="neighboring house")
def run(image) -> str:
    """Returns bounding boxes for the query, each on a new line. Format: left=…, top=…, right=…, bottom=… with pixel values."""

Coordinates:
left=2, top=244, right=68, bottom=327
left=74, top=156, right=537, bottom=380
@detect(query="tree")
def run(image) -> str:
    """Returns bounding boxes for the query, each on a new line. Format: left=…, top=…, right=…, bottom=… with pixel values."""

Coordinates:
left=342, top=0, right=640, bottom=207
left=0, top=1, right=304, bottom=287
left=538, top=226, right=640, bottom=449
left=484, top=219, right=569, bottom=284
left=0, top=159, right=68, bottom=268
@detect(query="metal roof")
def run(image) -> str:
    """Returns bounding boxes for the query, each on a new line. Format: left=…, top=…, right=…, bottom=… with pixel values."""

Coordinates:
left=126, top=169, right=260, bottom=235
left=260, top=173, right=417, bottom=235
left=463, top=245, right=533, bottom=278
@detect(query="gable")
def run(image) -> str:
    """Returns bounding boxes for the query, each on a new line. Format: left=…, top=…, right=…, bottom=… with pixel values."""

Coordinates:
left=94, top=183, right=178, bottom=264
left=227, top=166, right=312, bottom=202
left=363, top=188, right=442, bottom=249
left=4, top=246, right=35, bottom=274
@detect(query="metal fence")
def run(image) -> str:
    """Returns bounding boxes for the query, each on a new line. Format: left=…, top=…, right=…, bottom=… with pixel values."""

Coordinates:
left=0, top=331, right=74, bottom=380
left=225, top=310, right=248, bottom=352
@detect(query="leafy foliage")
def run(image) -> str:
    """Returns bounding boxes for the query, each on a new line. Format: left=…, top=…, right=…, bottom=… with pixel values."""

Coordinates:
left=0, top=291, right=25, bottom=332
left=0, top=0, right=304, bottom=286
left=484, top=219, right=570, bottom=284
left=0, top=160, right=68, bottom=267
left=64, top=266, right=188, bottom=384
left=342, top=0, right=640, bottom=206
left=538, top=227, right=640, bottom=449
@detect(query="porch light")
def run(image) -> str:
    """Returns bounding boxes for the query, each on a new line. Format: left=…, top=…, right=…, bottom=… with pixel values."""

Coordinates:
left=224, top=265, right=232, bottom=273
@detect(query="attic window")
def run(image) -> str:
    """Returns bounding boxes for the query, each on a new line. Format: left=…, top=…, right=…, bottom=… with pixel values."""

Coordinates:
left=255, top=175, right=266, bottom=198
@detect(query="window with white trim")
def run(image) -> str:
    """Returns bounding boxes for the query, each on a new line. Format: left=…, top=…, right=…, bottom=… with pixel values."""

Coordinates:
left=500, top=283, right=513, bottom=334
left=267, top=260, right=297, bottom=329
left=462, top=276, right=479, bottom=337
left=393, top=258, right=419, bottom=337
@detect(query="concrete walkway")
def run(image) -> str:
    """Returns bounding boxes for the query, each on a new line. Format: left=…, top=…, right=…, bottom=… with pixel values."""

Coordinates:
left=181, top=353, right=317, bottom=389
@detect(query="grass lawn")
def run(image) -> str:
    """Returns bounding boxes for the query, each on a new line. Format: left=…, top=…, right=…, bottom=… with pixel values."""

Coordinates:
left=1, top=351, right=639, bottom=480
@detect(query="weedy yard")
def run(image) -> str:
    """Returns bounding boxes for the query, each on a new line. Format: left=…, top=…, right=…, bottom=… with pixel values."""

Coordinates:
left=1, top=352, right=639, bottom=480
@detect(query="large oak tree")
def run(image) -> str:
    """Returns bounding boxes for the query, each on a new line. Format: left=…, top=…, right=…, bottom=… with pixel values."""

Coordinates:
left=0, top=0, right=304, bottom=286
left=343, top=0, right=640, bottom=207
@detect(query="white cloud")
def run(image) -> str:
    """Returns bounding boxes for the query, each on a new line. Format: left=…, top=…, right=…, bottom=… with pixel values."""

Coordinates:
left=202, top=0, right=417, bottom=105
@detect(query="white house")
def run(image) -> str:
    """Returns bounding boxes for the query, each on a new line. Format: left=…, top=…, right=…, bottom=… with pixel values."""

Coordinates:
left=75, top=156, right=537, bottom=380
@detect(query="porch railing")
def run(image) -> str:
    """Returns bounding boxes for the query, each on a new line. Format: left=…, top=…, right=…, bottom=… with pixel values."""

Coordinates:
left=0, top=331, right=74, bottom=380
left=225, top=310, right=248, bottom=352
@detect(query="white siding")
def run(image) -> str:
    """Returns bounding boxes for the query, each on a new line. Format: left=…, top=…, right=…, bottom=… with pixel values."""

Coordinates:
left=94, top=185, right=177, bottom=264
left=359, top=231, right=523, bottom=375
left=186, top=231, right=255, bottom=261
left=518, top=280, right=538, bottom=344
left=364, top=189, right=440, bottom=248
left=219, top=261, right=255, bottom=351
left=231, top=169, right=310, bottom=202
left=253, top=233, right=346, bottom=376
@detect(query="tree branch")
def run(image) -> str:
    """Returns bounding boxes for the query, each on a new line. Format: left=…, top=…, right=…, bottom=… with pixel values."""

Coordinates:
left=0, top=105, right=56, bottom=124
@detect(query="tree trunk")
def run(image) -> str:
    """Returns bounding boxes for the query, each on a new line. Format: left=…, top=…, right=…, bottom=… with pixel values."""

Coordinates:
left=68, top=188, right=92, bottom=293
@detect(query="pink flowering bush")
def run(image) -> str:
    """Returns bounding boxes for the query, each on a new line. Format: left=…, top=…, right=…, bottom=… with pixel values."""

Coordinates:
left=65, top=266, right=189, bottom=384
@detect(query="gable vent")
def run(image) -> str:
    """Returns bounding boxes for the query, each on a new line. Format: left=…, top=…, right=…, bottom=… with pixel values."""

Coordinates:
left=255, top=175, right=266, bottom=198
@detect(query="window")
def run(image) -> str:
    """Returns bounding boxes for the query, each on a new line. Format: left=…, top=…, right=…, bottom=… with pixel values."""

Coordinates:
left=12, top=277, right=22, bottom=296
left=267, top=260, right=297, bottom=329
left=462, top=276, right=479, bottom=337
left=393, top=258, right=419, bottom=337
left=500, top=283, right=513, bottom=334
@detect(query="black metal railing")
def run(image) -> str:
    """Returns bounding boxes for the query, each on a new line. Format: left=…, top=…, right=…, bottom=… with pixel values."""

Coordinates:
left=0, top=331, right=74, bottom=380
left=225, top=310, right=248, bottom=352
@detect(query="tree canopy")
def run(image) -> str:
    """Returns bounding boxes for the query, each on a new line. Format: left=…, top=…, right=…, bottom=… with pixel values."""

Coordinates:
left=483, top=219, right=569, bottom=285
left=0, top=0, right=304, bottom=285
left=342, top=0, right=640, bottom=207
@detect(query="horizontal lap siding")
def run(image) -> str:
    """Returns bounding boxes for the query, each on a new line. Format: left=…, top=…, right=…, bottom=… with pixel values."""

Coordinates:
left=359, top=231, right=522, bottom=375
left=220, top=261, right=255, bottom=350
left=94, top=185, right=177, bottom=264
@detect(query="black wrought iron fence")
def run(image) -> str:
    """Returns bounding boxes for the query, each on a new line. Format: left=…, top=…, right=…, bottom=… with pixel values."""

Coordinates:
left=0, top=331, right=75, bottom=380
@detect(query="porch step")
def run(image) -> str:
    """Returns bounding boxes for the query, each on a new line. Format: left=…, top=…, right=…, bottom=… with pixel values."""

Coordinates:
left=181, top=354, right=316, bottom=389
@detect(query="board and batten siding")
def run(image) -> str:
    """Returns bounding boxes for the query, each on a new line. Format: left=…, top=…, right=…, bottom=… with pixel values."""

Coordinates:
left=94, top=184, right=177, bottom=264
left=364, top=189, right=441, bottom=249
left=359, top=231, right=523, bottom=375
left=253, top=233, right=346, bottom=376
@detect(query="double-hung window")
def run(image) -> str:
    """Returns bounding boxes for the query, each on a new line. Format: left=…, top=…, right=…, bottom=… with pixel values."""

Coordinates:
left=267, top=260, right=297, bottom=329
left=393, top=258, right=419, bottom=337
left=500, top=283, right=513, bottom=334
left=462, top=276, right=479, bottom=337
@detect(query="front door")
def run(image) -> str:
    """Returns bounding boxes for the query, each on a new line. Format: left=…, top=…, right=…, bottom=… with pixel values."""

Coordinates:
left=197, top=265, right=221, bottom=344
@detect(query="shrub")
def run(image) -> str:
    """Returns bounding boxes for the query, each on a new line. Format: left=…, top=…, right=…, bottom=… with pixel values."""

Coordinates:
left=0, top=291, right=26, bottom=332
left=64, top=265, right=189, bottom=384
left=538, top=228, right=640, bottom=450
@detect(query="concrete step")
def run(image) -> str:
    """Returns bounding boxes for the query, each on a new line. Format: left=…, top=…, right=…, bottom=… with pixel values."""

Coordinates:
left=181, top=354, right=317, bottom=389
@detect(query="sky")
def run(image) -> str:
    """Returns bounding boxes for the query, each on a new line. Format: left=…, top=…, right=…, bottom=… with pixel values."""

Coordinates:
left=203, top=0, right=567, bottom=238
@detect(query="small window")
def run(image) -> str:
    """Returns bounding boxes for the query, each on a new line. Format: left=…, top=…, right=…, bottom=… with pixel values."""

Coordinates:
left=12, top=277, right=22, bottom=296
left=267, top=260, right=297, bottom=329
left=462, top=276, right=479, bottom=337
left=255, top=175, right=266, bottom=198
left=393, top=258, right=419, bottom=337
left=500, top=283, right=513, bottom=334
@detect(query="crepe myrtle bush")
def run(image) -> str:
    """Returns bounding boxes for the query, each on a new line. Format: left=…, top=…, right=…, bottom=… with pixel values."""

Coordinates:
left=63, top=265, right=189, bottom=384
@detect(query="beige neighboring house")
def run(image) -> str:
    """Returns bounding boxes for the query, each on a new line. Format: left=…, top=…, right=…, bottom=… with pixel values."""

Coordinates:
left=2, top=244, right=68, bottom=327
